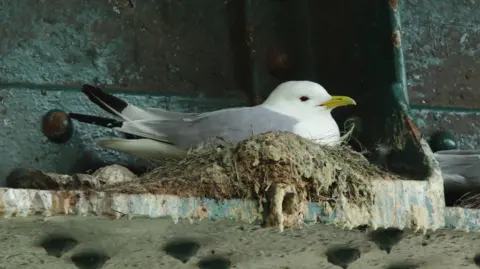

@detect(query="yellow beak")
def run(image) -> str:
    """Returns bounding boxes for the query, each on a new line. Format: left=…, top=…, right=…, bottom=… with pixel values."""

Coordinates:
left=321, top=96, right=356, bottom=109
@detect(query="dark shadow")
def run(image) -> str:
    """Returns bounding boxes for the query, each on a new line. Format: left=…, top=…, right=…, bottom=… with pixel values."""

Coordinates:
left=306, top=0, right=430, bottom=180
left=226, top=0, right=255, bottom=104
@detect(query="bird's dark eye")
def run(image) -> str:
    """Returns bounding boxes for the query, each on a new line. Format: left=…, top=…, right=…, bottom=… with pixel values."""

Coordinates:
left=299, top=96, right=310, bottom=102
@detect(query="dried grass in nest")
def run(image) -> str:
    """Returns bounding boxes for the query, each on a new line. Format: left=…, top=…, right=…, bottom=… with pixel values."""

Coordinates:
left=102, top=131, right=399, bottom=211
left=454, top=192, right=480, bottom=209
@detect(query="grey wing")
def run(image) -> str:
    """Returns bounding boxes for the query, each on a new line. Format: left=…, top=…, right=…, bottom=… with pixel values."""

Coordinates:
left=434, top=149, right=480, bottom=189
left=144, top=108, right=199, bottom=119
left=122, top=106, right=298, bottom=150
left=173, top=106, right=299, bottom=148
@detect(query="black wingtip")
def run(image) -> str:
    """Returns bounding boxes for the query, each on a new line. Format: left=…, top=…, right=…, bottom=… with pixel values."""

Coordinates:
left=68, top=113, right=123, bottom=128
left=81, top=84, right=128, bottom=116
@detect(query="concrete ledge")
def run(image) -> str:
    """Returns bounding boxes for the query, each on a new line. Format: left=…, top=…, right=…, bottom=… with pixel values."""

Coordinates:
left=0, top=215, right=479, bottom=269
left=444, top=207, right=480, bottom=231
left=0, top=178, right=445, bottom=231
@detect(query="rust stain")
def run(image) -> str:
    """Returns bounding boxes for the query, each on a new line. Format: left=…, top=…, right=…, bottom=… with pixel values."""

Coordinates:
left=194, top=204, right=209, bottom=220
left=61, top=192, right=69, bottom=214
left=228, top=206, right=246, bottom=221
left=59, top=191, right=77, bottom=215
left=42, top=111, right=69, bottom=134
left=51, top=192, right=60, bottom=214
left=390, top=0, right=398, bottom=10
left=102, top=193, right=118, bottom=218
left=392, top=30, right=401, bottom=48
left=404, top=116, right=422, bottom=142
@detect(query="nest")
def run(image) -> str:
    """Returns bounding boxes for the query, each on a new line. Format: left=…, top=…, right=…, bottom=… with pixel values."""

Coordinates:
left=102, top=132, right=398, bottom=225
left=6, top=131, right=403, bottom=229
left=454, top=192, right=480, bottom=209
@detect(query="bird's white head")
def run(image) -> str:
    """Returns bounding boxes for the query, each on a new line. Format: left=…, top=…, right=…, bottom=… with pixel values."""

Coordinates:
left=262, top=81, right=356, bottom=119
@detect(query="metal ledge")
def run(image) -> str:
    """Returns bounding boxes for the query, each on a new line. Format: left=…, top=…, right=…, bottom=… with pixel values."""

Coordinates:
left=0, top=176, right=443, bottom=231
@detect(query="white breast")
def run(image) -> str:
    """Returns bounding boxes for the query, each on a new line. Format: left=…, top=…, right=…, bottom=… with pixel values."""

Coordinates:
left=292, top=114, right=341, bottom=146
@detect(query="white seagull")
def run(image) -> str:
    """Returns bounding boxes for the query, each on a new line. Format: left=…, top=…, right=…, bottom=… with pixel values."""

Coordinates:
left=69, top=81, right=356, bottom=160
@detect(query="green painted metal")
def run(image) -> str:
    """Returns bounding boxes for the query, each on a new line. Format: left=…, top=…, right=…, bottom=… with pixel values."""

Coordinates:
left=388, top=1, right=409, bottom=106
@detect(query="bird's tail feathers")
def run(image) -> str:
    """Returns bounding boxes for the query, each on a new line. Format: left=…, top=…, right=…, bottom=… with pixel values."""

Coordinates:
left=97, top=138, right=186, bottom=160
left=82, top=84, right=158, bottom=122
left=82, top=84, right=133, bottom=122
left=82, top=84, right=201, bottom=122
left=86, top=100, right=164, bottom=139
left=69, top=111, right=171, bottom=144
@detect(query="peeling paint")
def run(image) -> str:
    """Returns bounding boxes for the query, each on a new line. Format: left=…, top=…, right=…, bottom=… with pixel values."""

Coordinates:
left=392, top=29, right=402, bottom=48
left=0, top=155, right=446, bottom=231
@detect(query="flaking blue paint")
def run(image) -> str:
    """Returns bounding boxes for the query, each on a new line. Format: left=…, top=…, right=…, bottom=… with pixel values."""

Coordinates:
left=201, top=199, right=261, bottom=222
left=425, top=197, right=435, bottom=224
left=443, top=208, right=480, bottom=230
left=308, top=203, right=337, bottom=224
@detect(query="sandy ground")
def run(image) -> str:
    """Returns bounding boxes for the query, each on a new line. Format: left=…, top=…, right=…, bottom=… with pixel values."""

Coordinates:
left=0, top=216, right=478, bottom=269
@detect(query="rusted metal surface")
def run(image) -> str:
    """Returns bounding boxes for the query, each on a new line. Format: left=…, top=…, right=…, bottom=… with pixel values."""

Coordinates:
left=402, top=0, right=480, bottom=108
left=390, top=0, right=399, bottom=10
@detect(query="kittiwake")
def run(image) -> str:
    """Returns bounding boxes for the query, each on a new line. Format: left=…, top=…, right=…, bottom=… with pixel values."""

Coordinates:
left=69, top=81, right=356, bottom=160
left=434, top=149, right=480, bottom=194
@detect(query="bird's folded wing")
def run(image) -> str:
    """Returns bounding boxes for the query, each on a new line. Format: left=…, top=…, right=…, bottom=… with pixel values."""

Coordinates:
left=144, top=108, right=199, bottom=120
left=116, top=106, right=298, bottom=149
left=434, top=150, right=480, bottom=171
left=180, top=106, right=252, bottom=121
left=117, top=107, right=253, bottom=140
left=434, top=149, right=480, bottom=187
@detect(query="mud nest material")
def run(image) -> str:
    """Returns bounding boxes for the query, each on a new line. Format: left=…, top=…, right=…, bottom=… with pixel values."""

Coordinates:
left=103, top=132, right=399, bottom=223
